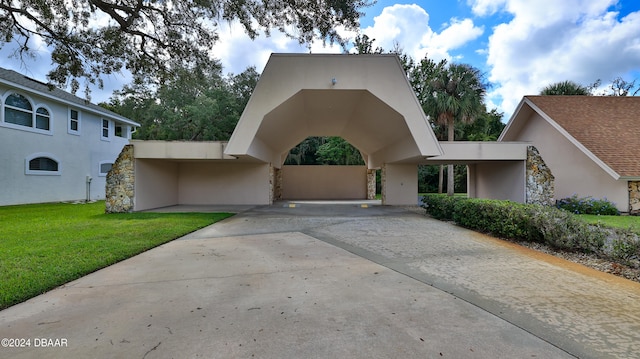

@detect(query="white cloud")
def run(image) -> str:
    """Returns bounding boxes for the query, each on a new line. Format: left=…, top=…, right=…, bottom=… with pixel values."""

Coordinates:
left=361, top=4, right=483, bottom=62
left=211, top=21, right=347, bottom=75
left=475, top=0, right=640, bottom=117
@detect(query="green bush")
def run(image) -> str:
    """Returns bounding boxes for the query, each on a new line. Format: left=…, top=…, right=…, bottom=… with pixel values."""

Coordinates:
left=452, top=199, right=541, bottom=242
left=420, top=194, right=462, bottom=220
left=421, top=195, right=638, bottom=265
left=556, top=194, right=619, bottom=215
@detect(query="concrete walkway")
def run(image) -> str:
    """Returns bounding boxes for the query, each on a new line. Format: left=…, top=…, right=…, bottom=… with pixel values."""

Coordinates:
left=2, top=203, right=640, bottom=358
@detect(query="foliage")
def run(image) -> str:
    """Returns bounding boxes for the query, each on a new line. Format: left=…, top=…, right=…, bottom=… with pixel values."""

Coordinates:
left=420, top=195, right=640, bottom=264
left=540, top=80, right=591, bottom=95
left=0, top=201, right=233, bottom=309
left=108, top=65, right=259, bottom=141
left=284, top=136, right=364, bottom=165
left=0, top=0, right=370, bottom=95
left=590, top=77, right=640, bottom=96
left=460, top=109, right=506, bottom=141
left=409, top=57, right=487, bottom=196
left=316, top=136, right=365, bottom=165
left=555, top=194, right=619, bottom=215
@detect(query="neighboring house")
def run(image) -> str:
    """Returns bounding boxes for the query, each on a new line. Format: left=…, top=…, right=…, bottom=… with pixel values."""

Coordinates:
left=499, top=95, right=640, bottom=213
left=0, top=67, right=139, bottom=206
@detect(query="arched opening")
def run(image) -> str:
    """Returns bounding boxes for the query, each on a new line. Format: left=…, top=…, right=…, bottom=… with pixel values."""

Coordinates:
left=279, top=136, right=373, bottom=201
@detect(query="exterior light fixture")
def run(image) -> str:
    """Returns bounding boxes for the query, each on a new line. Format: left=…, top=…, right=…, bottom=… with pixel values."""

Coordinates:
left=331, top=77, right=337, bottom=86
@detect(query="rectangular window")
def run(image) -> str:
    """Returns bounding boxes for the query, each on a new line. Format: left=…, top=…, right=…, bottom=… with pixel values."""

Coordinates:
left=101, top=119, right=110, bottom=140
left=35, top=108, right=50, bottom=130
left=99, top=162, right=113, bottom=176
left=115, top=124, right=124, bottom=138
left=5, top=107, right=32, bottom=127
left=68, top=109, right=80, bottom=134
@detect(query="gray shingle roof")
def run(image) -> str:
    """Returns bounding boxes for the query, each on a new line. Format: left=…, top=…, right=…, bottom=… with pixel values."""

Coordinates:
left=0, top=67, right=138, bottom=126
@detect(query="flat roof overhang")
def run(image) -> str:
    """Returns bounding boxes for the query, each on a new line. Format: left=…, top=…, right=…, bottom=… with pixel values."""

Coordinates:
left=421, top=142, right=530, bottom=165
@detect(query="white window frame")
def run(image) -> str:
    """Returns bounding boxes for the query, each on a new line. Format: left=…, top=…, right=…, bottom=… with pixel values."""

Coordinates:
left=68, top=108, right=81, bottom=135
left=101, top=118, right=111, bottom=141
left=25, top=152, right=62, bottom=176
left=1, top=92, right=53, bottom=135
left=98, top=161, right=114, bottom=177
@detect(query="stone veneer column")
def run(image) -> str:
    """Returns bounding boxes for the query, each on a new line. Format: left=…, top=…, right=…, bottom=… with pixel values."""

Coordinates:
left=268, top=165, right=282, bottom=204
left=105, top=144, right=135, bottom=213
left=380, top=164, right=387, bottom=204
left=525, top=146, right=554, bottom=206
left=367, top=169, right=376, bottom=200
left=629, top=181, right=640, bottom=215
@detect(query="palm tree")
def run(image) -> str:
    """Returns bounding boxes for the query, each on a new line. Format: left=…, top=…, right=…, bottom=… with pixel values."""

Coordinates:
left=421, top=62, right=487, bottom=195
left=540, top=80, right=590, bottom=95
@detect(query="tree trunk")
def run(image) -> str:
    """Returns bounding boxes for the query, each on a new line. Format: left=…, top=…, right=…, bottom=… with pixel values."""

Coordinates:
left=447, top=118, right=455, bottom=196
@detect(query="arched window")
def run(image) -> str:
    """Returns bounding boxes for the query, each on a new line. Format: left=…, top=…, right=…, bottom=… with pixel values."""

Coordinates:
left=25, top=153, right=61, bottom=175
left=2, top=93, right=52, bottom=133
left=4, top=93, right=32, bottom=127
left=35, top=107, right=50, bottom=130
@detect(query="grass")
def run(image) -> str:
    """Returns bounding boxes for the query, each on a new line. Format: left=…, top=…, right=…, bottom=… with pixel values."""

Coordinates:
left=0, top=201, right=233, bottom=310
left=578, top=214, right=640, bottom=233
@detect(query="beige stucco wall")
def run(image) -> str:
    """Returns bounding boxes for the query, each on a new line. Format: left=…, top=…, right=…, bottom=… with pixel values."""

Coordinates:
left=135, top=159, right=179, bottom=211
left=508, top=112, right=628, bottom=211
left=280, top=165, right=367, bottom=200
left=382, top=164, right=417, bottom=205
left=468, top=162, right=525, bottom=203
left=225, top=54, right=443, bottom=167
left=134, top=160, right=271, bottom=210
left=178, top=162, right=270, bottom=205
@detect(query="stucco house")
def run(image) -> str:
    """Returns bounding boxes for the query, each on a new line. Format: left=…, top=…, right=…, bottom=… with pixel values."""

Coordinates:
left=0, top=67, right=139, bottom=205
left=499, top=95, right=640, bottom=214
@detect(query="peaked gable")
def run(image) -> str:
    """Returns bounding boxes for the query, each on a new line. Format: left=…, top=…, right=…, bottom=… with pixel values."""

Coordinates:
left=502, top=95, right=640, bottom=178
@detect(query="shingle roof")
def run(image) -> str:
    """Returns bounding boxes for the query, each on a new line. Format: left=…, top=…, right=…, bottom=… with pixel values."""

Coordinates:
left=0, top=67, right=138, bottom=126
left=526, top=95, right=640, bottom=178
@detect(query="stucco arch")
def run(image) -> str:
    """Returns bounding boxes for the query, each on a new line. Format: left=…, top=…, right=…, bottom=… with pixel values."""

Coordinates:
left=225, top=54, right=443, bottom=168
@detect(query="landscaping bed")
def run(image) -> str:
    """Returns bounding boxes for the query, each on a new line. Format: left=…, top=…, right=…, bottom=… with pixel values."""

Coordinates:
left=417, top=195, right=640, bottom=283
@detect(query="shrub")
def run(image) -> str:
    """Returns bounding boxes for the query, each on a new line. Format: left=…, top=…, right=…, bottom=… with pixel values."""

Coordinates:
left=605, top=228, right=640, bottom=264
left=452, top=199, right=541, bottom=242
left=421, top=195, right=639, bottom=264
left=528, top=205, right=605, bottom=253
left=556, top=194, right=619, bottom=215
left=420, top=194, right=463, bottom=221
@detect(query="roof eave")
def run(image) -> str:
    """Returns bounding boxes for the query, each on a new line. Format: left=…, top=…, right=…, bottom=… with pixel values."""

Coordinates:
left=0, top=78, right=140, bottom=127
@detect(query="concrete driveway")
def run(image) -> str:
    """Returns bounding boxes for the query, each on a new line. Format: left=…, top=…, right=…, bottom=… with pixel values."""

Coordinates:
left=2, top=203, right=640, bottom=358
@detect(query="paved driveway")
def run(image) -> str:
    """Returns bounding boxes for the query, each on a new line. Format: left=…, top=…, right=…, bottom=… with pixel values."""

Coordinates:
left=2, top=203, right=640, bottom=358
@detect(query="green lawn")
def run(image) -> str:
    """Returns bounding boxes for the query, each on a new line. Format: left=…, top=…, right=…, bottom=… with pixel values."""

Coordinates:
left=0, top=201, right=233, bottom=310
left=578, top=214, right=640, bottom=233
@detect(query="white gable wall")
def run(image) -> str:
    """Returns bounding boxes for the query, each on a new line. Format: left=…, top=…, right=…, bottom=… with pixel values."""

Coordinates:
left=0, top=84, right=132, bottom=205
left=506, top=111, right=628, bottom=211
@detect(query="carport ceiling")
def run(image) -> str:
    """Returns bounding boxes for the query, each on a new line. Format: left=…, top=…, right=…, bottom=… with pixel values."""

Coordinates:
left=255, top=89, right=410, bottom=157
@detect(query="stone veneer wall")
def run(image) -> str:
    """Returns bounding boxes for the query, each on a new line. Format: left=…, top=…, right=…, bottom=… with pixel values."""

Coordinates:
left=525, top=146, right=555, bottom=206
left=380, top=164, right=387, bottom=204
left=629, top=181, right=640, bottom=215
left=271, top=166, right=282, bottom=202
left=367, top=169, right=376, bottom=200
left=105, top=144, right=135, bottom=213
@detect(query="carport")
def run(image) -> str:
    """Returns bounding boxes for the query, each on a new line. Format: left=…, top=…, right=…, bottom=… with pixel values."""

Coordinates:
left=107, top=54, right=549, bottom=213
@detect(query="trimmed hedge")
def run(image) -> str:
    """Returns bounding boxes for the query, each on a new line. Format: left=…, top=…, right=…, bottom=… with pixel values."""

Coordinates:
left=421, top=194, right=639, bottom=266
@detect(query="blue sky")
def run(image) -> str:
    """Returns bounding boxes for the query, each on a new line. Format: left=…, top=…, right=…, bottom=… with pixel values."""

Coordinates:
left=1, top=0, right=639, bottom=119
